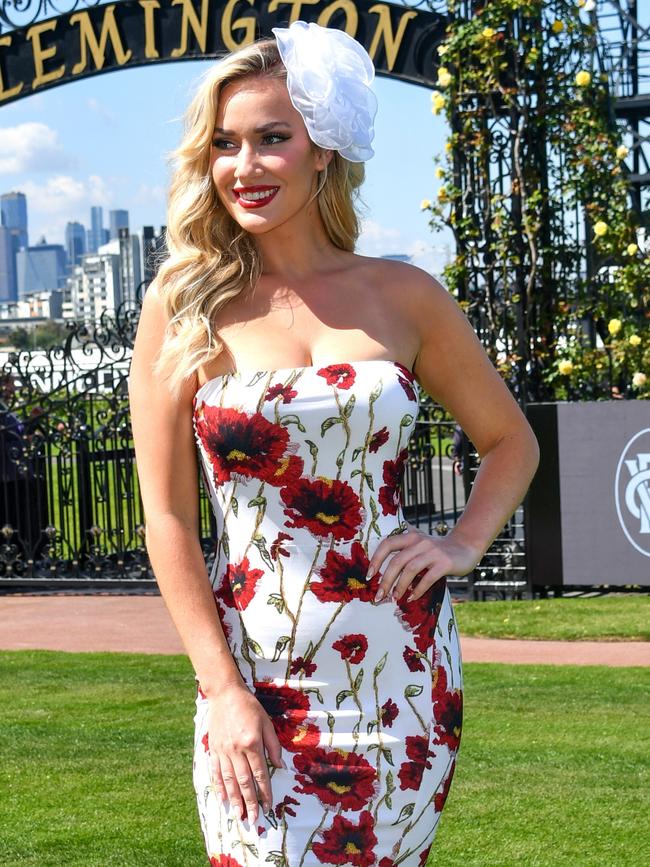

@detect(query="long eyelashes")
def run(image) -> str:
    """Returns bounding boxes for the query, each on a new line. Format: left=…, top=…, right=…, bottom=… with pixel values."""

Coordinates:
left=211, top=134, right=290, bottom=149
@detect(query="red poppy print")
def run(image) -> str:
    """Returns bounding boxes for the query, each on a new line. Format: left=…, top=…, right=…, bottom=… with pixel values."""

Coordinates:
left=253, top=679, right=321, bottom=753
left=293, top=746, right=378, bottom=810
left=202, top=730, right=209, bottom=752
left=431, top=665, right=463, bottom=752
left=265, top=382, right=298, bottom=404
left=275, top=794, right=300, bottom=819
left=403, top=645, right=425, bottom=673
left=194, top=404, right=292, bottom=486
left=332, top=633, right=368, bottom=664
left=210, top=856, right=244, bottom=867
left=317, top=363, right=356, bottom=389
left=380, top=698, right=399, bottom=728
left=394, top=576, right=447, bottom=653
left=290, top=655, right=318, bottom=676
left=378, top=448, right=408, bottom=515
left=312, top=809, right=378, bottom=866
left=397, top=734, right=435, bottom=791
left=418, top=846, right=431, bottom=867
left=368, top=426, right=390, bottom=453
left=394, top=361, right=415, bottom=383
left=214, top=557, right=264, bottom=611
left=281, top=476, right=363, bottom=540
left=264, top=452, right=305, bottom=488
left=270, top=531, right=293, bottom=560
left=310, top=541, right=379, bottom=603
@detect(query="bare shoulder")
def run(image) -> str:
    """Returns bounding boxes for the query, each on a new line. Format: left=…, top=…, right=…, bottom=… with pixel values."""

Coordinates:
left=383, top=264, right=533, bottom=457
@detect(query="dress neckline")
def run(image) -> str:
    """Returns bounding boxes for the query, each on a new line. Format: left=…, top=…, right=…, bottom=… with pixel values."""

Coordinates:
left=194, top=358, right=415, bottom=401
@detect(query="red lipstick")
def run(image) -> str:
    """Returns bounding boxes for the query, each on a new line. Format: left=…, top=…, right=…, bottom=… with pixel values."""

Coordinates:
left=232, top=185, right=279, bottom=209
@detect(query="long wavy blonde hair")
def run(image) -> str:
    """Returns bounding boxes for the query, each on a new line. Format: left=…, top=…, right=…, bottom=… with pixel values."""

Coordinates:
left=152, top=36, right=367, bottom=399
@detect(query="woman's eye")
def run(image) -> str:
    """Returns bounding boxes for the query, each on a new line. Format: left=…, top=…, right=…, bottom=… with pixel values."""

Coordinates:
left=212, top=138, right=234, bottom=150
left=263, top=133, right=289, bottom=145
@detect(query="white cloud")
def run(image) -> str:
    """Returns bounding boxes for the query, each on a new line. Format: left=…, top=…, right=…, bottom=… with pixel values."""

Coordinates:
left=20, top=174, right=113, bottom=244
left=132, top=182, right=166, bottom=206
left=0, top=122, right=75, bottom=174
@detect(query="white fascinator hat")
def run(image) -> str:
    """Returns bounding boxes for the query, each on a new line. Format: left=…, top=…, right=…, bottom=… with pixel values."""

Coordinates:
left=271, top=20, right=378, bottom=162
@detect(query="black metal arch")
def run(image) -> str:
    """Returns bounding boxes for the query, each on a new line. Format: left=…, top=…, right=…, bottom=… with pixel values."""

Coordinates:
left=0, top=0, right=449, bottom=106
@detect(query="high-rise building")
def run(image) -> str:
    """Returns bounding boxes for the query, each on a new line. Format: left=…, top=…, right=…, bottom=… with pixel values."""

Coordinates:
left=0, top=225, right=17, bottom=303
left=0, top=191, right=28, bottom=251
left=66, top=252, right=122, bottom=319
left=109, top=209, right=129, bottom=240
left=16, top=237, right=67, bottom=296
left=65, top=221, right=86, bottom=268
left=87, top=206, right=109, bottom=253
left=98, top=227, right=141, bottom=302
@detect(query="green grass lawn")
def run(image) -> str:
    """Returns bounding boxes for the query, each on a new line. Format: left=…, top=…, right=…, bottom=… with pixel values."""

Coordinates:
left=454, top=594, right=650, bottom=641
left=1, top=651, right=648, bottom=866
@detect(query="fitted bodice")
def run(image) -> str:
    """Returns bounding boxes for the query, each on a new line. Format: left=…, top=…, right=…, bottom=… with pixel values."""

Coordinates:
left=192, top=358, right=420, bottom=560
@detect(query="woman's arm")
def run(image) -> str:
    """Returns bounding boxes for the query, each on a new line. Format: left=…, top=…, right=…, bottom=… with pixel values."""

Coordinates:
left=367, top=264, right=540, bottom=601
left=128, top=280, right=245, bottom=696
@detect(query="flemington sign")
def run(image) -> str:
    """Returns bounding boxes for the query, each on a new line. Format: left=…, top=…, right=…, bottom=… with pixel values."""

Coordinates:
left=0, top=0, right=448, bottom=104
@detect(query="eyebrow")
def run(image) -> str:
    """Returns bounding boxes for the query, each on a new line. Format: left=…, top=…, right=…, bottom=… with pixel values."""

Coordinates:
left=213, top=121, right=292, bottom=135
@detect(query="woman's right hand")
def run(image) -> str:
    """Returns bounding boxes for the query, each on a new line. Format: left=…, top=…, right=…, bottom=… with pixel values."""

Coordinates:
left=205, top=682, right=285, bottom=826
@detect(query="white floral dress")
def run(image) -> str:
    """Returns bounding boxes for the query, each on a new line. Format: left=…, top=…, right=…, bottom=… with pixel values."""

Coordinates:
left=191, top=359, right=463, bottom=867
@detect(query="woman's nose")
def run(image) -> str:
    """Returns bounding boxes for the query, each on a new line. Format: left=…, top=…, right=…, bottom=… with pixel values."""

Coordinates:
left=235, top=142, right=262, bottom=180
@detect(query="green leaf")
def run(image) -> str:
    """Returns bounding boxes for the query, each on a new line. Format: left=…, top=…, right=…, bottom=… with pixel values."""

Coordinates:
left=280, top=413, right=306, bottom=432
left=271, top=635, right=291, bottom=662
left=335, top=688, right=354, bottom=708
left=374, top=651, right=387, bottom=678
left=353, top=667, right=364, bottom=691
left=321, top=416, right=342, bottom=435
left=393, top=803, right=414, bottom=825
left=405, top=683, right=424, bottom=698
left=343, top=394, right=356, bottom=418
left=267, top=593, right=284, bottom=614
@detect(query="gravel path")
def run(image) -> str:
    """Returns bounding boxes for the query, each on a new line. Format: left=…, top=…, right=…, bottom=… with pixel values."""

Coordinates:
left=0, top=595, right=648, bottom=666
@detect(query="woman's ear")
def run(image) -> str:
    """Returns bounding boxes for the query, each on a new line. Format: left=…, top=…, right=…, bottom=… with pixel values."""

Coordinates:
left=314, top=148, right=334, bottom=171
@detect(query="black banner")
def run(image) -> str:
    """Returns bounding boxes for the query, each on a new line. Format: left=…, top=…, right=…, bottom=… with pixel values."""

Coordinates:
left=0, top=0, right=448, bottom=105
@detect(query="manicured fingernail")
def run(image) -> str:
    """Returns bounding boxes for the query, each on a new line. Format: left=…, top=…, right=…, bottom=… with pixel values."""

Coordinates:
left=366, top=567, right=374, bottom=580
left=232, top=804, right=241, bottom=818
left=374, top=588, right=384, bottom=602
left=281, top=758, right=288, bottom=769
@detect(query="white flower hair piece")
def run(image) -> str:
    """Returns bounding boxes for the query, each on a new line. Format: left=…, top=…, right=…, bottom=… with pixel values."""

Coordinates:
left=271, top=20, right=378, bottom=162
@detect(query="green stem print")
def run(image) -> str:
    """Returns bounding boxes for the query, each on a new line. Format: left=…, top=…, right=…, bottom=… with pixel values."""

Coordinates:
left=298, top=806, right=329, bottom=867
left=284, top=540, right=324, bottom=678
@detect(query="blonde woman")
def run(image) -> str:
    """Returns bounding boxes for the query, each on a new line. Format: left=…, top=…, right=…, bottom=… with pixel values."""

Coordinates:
left=128, top=20, right=539, bottom=866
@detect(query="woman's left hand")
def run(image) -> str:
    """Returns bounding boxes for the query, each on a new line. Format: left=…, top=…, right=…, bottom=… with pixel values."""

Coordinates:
left=367, top=523, right=482, bottom=603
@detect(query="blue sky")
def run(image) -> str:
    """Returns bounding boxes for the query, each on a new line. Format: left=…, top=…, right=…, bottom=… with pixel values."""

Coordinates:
left=0, top=59, right=454, bottom=272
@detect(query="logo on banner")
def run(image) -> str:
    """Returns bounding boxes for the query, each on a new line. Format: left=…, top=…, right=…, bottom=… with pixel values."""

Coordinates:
left=615, top=428, right=650, bottom=557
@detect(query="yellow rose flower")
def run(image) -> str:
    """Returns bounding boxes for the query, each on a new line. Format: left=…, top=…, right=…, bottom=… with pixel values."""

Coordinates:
left=632, top=372, right=647, bottom=388
left=420, top=199, right=431, bottom=210
left=608, top=318, right=622, bottom=336
left=616, top=145, right=629, bottom=160
left=593, top=220, right=608, bottom=237
left=437, top=44, right=448, bottom=57
left=558, top=359, right=573, bottom=376
left=437, top=67, right=452, bottom=88
left=445, top=142, right=452, bottom=152
left=629, top=334, right=641, bottom=347
left=434, top=167, right=445, bottom=179
left=431, top=93, right=446, bottom=115
left=627, top=243, right=638, bottom=255
left=482, top=27, right=496, bottom=39
left=438, top=187, right=449, bottom=201
left=575, top=70, right=591, bottom=87
left=551, top=20, right=564, bottom=34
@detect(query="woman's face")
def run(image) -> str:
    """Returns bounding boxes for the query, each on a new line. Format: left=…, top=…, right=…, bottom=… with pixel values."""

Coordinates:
left=210, top=74, right=331, bottom=234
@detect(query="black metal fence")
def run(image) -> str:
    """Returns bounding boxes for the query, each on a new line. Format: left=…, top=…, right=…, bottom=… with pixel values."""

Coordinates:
left=0, top=295, right=526, bottom=598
